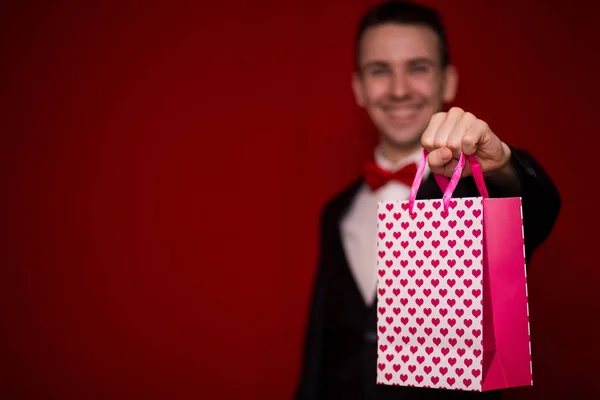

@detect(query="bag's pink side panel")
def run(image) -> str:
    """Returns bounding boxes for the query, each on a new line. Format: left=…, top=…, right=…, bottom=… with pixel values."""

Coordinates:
left=481, top=198, right=532, bottom=391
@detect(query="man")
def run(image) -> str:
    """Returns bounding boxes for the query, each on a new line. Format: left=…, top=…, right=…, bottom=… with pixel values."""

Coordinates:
left=295, top=1, right=561, bottom=400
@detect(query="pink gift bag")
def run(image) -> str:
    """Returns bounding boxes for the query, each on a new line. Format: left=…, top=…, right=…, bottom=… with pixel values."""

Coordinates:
left=376, top=151, right=532, bottom=392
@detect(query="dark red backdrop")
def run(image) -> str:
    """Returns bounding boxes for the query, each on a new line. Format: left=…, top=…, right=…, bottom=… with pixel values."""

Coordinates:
left=2, top=0, right=598, bottom=399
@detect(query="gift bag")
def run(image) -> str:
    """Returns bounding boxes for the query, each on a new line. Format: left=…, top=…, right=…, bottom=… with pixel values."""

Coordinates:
left=376, top=151, right=532, bottom=392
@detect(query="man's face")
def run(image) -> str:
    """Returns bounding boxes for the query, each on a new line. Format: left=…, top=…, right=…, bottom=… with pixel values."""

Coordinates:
left=352, top=23, right=457, bottom=150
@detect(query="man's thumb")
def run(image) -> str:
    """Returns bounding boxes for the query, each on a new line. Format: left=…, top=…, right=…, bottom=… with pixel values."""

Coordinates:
left=427, top=147, right=453, bottom=169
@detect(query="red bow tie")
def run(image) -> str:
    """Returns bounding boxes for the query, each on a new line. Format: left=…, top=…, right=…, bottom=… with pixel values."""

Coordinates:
left=364, top=161, right=418, bottom=191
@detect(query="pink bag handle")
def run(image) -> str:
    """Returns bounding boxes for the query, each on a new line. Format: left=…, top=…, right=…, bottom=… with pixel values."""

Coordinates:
left=409, top=149, right=489, bottom=214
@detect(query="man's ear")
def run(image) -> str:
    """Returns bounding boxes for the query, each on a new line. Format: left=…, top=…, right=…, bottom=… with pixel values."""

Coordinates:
left=442, top=65, right=458, bottom=103
left=352, top=72, right=366, bottom=107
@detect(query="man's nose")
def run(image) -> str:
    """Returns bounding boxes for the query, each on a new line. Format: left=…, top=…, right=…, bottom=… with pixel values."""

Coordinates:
left=389, top=72, right=410, bottom=99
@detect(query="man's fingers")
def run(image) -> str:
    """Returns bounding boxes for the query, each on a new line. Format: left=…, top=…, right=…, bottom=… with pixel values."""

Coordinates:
left=431, top=107, right=463, bottom=150
left=428, top=148, right=474, bottom=178
left=421, top=112, right=447, bottom=151
left=446, top=112, right=478, bottom=157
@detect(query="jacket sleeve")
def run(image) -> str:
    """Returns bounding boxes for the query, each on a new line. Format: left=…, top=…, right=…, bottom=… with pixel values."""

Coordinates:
left=486, top=146, right=562, bottom=261
left=293, top=204, right=331, bottom=400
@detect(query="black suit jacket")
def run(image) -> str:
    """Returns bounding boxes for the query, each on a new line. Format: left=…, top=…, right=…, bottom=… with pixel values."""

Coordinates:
left=295, top=147, right=561, bottom=400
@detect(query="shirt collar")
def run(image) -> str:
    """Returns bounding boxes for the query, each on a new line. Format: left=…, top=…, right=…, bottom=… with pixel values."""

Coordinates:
left=374, top=145, right=428, bottom=175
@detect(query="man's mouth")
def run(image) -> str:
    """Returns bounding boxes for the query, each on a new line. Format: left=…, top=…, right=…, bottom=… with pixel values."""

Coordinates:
left=384, top=106, right=421, bottom=122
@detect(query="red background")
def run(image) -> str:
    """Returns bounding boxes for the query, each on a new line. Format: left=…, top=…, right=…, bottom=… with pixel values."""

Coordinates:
left=2, top=0, right=598, bottom=398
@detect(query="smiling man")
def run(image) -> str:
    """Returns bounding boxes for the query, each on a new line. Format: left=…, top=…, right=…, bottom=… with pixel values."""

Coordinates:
left=294, top=2, right=561, bottom=400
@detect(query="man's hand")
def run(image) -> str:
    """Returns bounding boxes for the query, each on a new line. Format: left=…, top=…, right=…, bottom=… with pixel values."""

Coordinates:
left=420, top=107, right=513, bottom=179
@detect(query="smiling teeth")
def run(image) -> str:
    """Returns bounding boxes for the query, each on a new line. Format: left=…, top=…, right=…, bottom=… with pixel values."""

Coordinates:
left=388, top=109, right=416, bottom=117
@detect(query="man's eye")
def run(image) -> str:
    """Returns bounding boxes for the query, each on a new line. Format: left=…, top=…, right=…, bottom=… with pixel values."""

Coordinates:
left=370, top=68, right=387, bottom=76
left=411, top=65, right=429, bottom=73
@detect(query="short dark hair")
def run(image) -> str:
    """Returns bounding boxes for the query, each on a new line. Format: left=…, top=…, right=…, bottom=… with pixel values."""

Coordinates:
left=355, top=1, right=451, bottom=70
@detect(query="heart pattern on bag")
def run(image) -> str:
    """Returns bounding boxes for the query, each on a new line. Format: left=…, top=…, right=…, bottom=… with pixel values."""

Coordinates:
left=376, top=198, right=485, bottom=391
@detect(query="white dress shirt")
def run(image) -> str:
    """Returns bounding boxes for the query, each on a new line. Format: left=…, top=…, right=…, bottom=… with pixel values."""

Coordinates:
left=340, top=147, right=430, bottom=306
